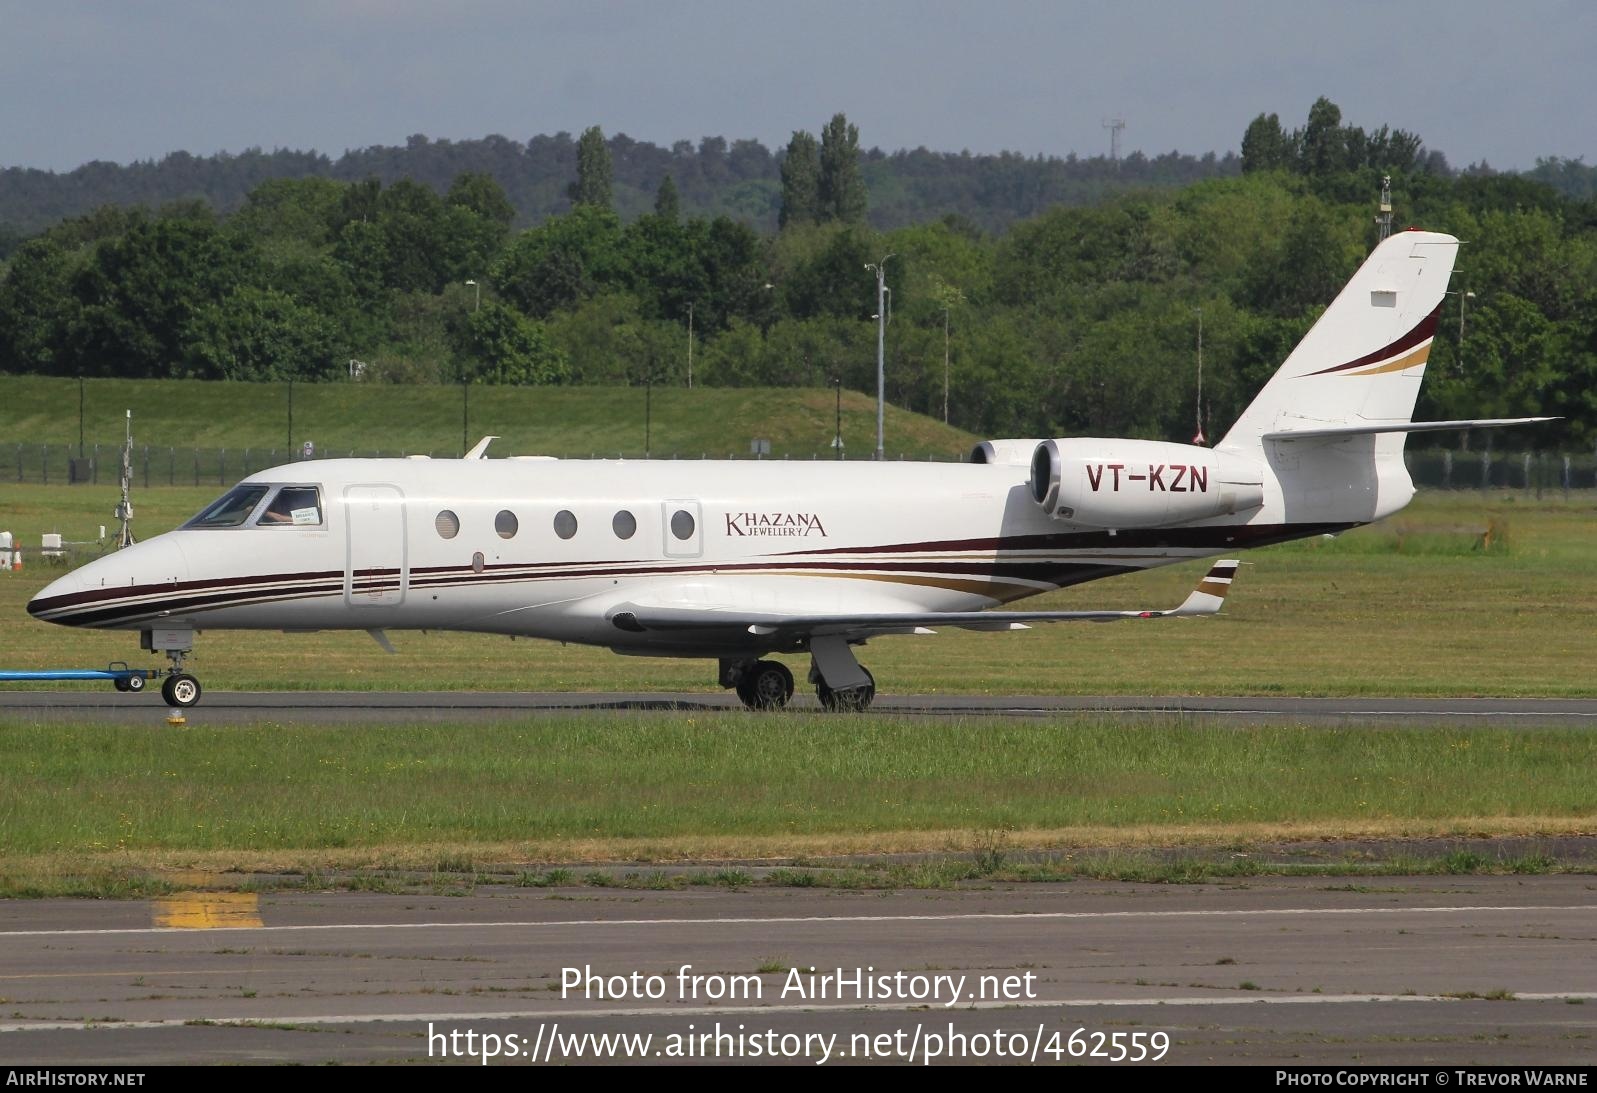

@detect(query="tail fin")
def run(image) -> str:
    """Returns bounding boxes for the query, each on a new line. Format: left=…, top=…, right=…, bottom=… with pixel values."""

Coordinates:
left=1219, top=229, right=1459, bottom=452
left=1216, top=229, right=1548, bottom=523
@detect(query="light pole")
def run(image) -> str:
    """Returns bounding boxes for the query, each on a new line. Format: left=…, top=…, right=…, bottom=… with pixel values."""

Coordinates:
left=686, top=302, right=694, bottom=389
left=1192, top=307, right=1205, bottom=446
left=1445, top=288, right=1476, bottom=372
left=866, top=255, right=894, bottom=460
left=465, top=279, right=481, bottom=312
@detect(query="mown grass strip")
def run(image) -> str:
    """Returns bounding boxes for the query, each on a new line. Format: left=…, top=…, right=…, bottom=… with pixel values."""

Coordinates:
left=1, top=717, right=1592, bottom=859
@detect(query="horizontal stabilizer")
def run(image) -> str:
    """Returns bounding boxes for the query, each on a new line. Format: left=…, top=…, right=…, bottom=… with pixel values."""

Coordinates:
left=1265, top=417, right=1556, bottom=442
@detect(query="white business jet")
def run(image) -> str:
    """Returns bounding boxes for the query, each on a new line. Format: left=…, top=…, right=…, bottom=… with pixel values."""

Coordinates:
left=28, top=230, right=1548, bottom=710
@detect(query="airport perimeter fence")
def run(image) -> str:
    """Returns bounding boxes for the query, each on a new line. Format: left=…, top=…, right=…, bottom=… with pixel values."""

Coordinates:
left=6, top=441, right=1597, bottom=495
left=4, top=442, right=974, bottom=487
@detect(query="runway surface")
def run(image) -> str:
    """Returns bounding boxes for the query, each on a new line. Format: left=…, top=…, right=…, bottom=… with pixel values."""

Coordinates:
left=3, top=689, right=1597, bottom=725
left=1, top=876, right=1593, bottom=1065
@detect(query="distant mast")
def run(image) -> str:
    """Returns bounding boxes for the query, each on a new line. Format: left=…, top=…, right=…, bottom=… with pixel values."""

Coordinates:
left=1376, top=174, right=1393, bottom=243
left=114, top=411, right=136, bottom=549
left=1103, top=116, right=1126, bottom=166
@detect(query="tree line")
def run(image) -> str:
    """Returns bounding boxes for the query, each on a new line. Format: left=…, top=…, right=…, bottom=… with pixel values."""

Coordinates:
left=0, top=125, right=1242, bottom=248
left=2, top=102, right=1594, bottom=446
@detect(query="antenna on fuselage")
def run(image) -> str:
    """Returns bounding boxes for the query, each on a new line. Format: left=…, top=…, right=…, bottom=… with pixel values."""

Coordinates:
left=114, top=410, right=136, bottom=549
left=464, top=436, right=498, bottom=459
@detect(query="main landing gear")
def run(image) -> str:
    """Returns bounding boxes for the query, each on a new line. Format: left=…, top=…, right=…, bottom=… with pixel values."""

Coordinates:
left=816, top=666, right=875, bottom=712
left=720, top=643, right=877, bottom=712
left=731, top=660, right=794, bottom=710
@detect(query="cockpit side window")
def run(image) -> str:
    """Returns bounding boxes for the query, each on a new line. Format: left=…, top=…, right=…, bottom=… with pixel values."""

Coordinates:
left=256, top=486, right=324, bottom=527
left=182, top=484, right=271, bottom=529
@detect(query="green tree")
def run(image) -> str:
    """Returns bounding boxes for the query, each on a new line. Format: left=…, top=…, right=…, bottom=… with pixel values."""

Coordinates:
left=184, top=286, right=344, bottom=381
left=779, top=130, right=820, bottom=228
left=63, top=216, right=252, bottom=378
left=1299, top=96, right=1346, bottom=177
left=570, top=126, right=614, bottom=209
left=447, top=172, right=516, bottom=228
left=0, top=236, right=85, bottom=374
left=1240, top=113, right=1294, bottom=174
left=492, top=205, right=623, bottom=318
left=229, top=177, right=345, bottom=246
left=781, top=225, right=875, bottom=320
left=654, top=174, right=681, bottom=220
left=460, top=300, right=570, bottom=384
left=817, top=114, right=867, bottom=224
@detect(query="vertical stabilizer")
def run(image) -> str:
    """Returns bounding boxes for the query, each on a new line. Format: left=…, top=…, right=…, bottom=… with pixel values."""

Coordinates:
left=1218, top=230, right=1458, bottom=453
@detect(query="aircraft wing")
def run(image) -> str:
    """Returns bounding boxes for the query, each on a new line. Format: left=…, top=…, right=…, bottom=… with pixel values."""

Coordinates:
left=608, top=560, right=1240, bottom=638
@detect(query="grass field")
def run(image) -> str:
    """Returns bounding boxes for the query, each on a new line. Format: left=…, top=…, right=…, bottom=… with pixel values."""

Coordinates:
left=3, top=375, right=976, bottom=460
left=3, top=485, right=1594, bottom=697
left=0, top=716, right=1591, bottom=895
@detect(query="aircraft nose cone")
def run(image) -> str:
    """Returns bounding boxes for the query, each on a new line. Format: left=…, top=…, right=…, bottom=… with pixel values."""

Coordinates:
left=27, top=537, right=191, bottom=628
left=28, top=570, right=82, bottom=620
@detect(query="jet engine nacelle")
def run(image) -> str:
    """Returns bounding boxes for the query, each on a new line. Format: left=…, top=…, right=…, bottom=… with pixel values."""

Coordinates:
left=1029, top=438, right=1265, bottom=527
left=970, top=439, right=1047, bottom=466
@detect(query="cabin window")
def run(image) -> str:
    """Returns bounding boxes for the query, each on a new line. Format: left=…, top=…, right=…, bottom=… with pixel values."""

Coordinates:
left=553, top=509, right=578, bottom=540
left=670, top=509, right=696, bottom=540
left=256, top=486, right=323, bottom=527
left=495, top=510, right=518, bottom=539
left=612, top=510, right=637, bottom=539
left=435, top=510, right=460, bottom=539
left=182, top=484, right=270, bottom=529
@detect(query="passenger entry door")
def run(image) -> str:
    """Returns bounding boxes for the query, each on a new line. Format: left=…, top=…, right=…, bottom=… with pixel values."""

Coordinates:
left=344, top=485, right=408, bottom=606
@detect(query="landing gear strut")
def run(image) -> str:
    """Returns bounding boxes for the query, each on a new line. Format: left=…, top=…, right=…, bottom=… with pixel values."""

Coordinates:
left=808, top=635, right=876, bottom=712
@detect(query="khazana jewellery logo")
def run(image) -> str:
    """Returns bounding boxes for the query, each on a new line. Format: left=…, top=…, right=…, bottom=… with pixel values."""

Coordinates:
left=723, top=512, right=829, bottom=537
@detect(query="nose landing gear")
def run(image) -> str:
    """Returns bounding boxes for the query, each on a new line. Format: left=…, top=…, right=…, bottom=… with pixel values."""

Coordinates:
left=142, top=628, right=203, bottom=708
left=160, top=666, right=202, bottom=709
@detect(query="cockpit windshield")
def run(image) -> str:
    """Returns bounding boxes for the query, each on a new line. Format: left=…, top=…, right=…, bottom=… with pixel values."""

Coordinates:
left=182, top=484, right=271, bottom=529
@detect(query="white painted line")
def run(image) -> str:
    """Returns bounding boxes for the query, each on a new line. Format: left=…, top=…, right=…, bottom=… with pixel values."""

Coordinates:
left=0, top=904, right=1591, bottom=939
left=4, top=992, right=1596, bottom=1034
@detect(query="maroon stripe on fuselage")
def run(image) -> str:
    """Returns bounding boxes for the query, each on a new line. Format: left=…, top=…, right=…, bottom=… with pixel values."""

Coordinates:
left=33, top=522, right=1360, bottom=629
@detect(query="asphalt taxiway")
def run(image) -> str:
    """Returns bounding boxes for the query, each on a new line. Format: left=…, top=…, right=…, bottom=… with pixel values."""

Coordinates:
left=3, top=689, right=1597, bottom=725
left=1, top=876, right=1593, bottom=1065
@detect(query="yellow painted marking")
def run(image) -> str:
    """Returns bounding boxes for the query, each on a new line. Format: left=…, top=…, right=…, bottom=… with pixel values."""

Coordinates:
left=1345, top=343, right=1431, bottom=376
left=152, top=891, right=262, bottom=930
